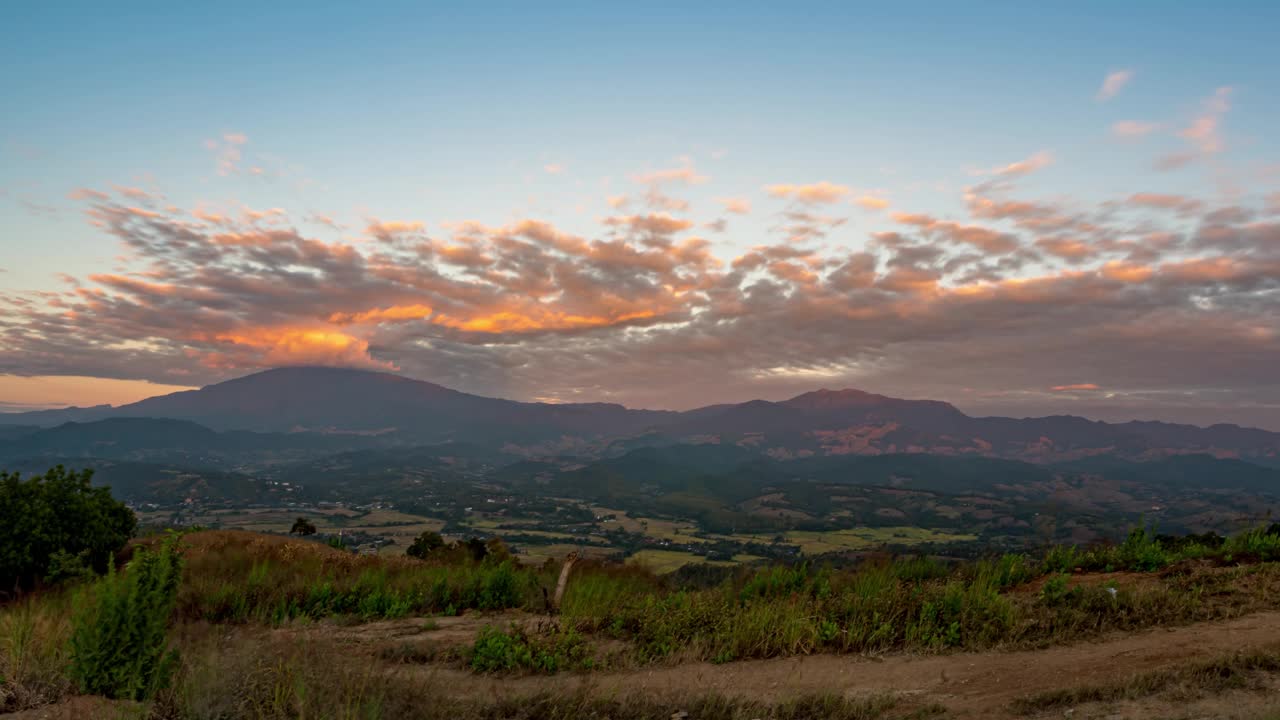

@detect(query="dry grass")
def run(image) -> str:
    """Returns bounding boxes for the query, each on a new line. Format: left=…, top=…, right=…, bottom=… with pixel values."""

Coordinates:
left=1010, top=644, right=1280, bottom=714
left=0, top=594, right=74, bottom=713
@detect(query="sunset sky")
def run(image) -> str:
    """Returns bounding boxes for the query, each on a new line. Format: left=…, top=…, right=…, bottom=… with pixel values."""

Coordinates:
left=2, top=3, right=1278, bottom=429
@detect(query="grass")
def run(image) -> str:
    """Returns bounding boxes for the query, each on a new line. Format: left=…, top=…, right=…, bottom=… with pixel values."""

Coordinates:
left=7, top=525, right=1280, bottom=717
left=627, top=549, right=737, bottom=573
left=0, top=593, right=73, bottom=713
left=144, top=508, right=448, bottom=553
left=469, top=622, right=594, bottom=673
left=713, top=527, right=978, bottom=555
left=168, top=531, right=542, bottom=623
left=1010, top=645, right=1280, bottom=714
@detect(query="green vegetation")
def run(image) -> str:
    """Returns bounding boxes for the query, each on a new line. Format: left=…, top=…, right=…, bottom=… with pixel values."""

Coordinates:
left=469, top=623, right=593, bottom=673
left=406, top=530, right=445, bottom=558
left=69, top=534, right=183, bottom=700
left=6, top=468, right=1280, bottom=719
left=289, top=517, right=317, bottom=535
left=0, top=466, right=136, bottom=591
left=176, top=532, right=531, bottom=623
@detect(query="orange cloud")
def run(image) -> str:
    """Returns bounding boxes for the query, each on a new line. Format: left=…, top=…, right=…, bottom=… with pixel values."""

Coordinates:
left=632, top=164, right=707, bottom=185
left=434, top=309, right=657, bottom=334
left=1100, top=261, right=1154, bottom=284
left=210, top=327, right=394, bottom=370
left=1162, top=257, right=1243, bottom=282
left=1035, top=237, right=1094, bottom=262
left=984, top=151, right=1053, bottom=178
left=717, top=197, right=751, bottom=215
left=603, top=213, right=694, bottom=235
left=890, top=213, right=1019, bottom=254
left=766, top=181, right=851, bottom=204
left=1052, top=383, right=1101, bottom=391
left=366, top=219, right=425, bottom=236
left=854, top=195, right=890, bottom=211
left=328, top=304, right=434, bottom=325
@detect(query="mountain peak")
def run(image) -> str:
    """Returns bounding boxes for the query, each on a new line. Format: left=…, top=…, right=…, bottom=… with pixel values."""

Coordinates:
left=782, top=388, right=893, bottom=409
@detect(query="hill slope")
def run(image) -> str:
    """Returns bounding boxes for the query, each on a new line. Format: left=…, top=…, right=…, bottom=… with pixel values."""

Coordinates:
left=3, top=367, right=1277, bottom=464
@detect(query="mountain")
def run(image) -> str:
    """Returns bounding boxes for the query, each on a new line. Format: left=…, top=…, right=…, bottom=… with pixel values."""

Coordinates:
left=3, top=366, right=1277, bottom=465
left=1, top=367, right=674, bottom=442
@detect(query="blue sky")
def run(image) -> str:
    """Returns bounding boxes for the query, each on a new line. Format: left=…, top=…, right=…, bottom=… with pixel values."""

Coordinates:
left=2, top=2, right=1278, bottom=427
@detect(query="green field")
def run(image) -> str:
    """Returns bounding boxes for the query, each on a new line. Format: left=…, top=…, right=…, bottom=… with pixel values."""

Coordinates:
left=716, top=526, right=977, bottom=555
left=625, top=548, right=737, bottom=573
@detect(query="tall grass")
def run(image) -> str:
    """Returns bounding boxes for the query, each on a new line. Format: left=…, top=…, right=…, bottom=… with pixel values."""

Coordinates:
left=173, top=532, right=541, bottom=624
left=0, top=594, right=73, bottom=712
left=69, top=533, right=184, bottom=700
left=7, top=524, right=1280, bottom=716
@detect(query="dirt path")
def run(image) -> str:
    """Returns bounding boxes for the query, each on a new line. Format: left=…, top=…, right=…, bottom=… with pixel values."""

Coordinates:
left=402, top=610, right=1280, bottom=718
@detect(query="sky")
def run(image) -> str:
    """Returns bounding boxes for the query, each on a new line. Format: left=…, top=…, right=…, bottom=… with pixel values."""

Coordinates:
left=2, top=2, right=1279, bottom=429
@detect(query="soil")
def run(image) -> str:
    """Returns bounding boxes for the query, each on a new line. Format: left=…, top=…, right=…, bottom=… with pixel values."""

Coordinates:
left=382, top=610, right=1280, bottom=719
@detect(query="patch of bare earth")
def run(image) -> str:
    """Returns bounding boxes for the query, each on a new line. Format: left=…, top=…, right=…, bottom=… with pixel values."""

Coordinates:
left=0, top=696, right=139, bottom=719
left=371, top=611, right=1280, bottom=719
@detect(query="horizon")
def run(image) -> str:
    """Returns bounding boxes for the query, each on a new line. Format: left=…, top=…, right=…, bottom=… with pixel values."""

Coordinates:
left=3, top=364, right=1276, bottom=433
left=3, top=3, right=1278, bottom=430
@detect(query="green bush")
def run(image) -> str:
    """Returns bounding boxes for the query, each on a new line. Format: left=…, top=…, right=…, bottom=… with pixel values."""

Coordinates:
left=68, top=534, right=183, bottom=700
left=470, top=623, right=592, bottom=673
left=0, top=466, right=136, bottom=591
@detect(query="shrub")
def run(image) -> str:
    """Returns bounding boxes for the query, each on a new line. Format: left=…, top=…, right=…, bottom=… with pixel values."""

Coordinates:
left=68, top=534, right=183, bottom=700
left=469, top=623, right=592, bottom=673
left=0, top=466, right=136, bottom=591
left=405, top=531, right=445, bottom=559
left=288, top=517, right=316, bottom=536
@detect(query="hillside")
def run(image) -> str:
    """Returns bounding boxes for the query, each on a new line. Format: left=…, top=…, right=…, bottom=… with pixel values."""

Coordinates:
left=4, top=367, right=1278, bottom=465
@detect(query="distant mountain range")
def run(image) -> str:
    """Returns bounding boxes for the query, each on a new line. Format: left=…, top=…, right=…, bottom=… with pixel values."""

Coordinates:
left=2, top=366, right=1278, bottom=466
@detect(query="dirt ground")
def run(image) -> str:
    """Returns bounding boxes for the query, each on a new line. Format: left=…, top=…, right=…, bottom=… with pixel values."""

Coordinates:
left=366, top=610, right=1280, bottom=719
left=12, top=611, right=1280, bottom=719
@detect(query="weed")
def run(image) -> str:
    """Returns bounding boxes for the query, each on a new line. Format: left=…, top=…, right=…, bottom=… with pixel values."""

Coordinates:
left=69, top=534, right=183, bottom=700
left=469, top=623, right=593, bottom=674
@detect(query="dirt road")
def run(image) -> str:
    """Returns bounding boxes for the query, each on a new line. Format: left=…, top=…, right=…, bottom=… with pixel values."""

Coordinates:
left=401, top=610, right=1280, bottom=718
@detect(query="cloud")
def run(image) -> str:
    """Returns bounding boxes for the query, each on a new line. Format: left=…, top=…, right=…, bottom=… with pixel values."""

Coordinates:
left=890, top=212, right=1021, bottom=254
left=1096, top=69, right=1134, bottom=101
left=983, top=151, right=1054, bottom=179
left=543, top=163, right=565, bottom=175
left=1052, top=383, right=1101, bottom=391
left=1111, top=121, right=1161, bottom=139
left=717, top=197, right=751, bottom=215
left=632, top=163, right=707, bottom=185
left=854, top=195, right=890, bottom=211
left=1180, top=87, right=1232, bottom=153
left=1157, top=87, right=1233, bottom=171
left=68, top=188, right=110, bottom=201
left=1127, top=193, right=1203, bottom=215
left=205, top=132, right=249, bottom=176
left=4, top=171, right=1280, bottom=428
left=766, top=182, right=852, bottom=204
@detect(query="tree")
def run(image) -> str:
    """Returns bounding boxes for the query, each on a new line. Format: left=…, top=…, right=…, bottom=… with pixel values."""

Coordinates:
left=406, top=530, right=445, bottom=559
left=0, top=465, right=137, bottom=592
left=290, top=517, right=317, bottom=536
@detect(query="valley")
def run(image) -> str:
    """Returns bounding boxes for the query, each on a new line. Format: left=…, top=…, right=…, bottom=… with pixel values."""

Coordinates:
left=3, top=368, right=1278, bottom=571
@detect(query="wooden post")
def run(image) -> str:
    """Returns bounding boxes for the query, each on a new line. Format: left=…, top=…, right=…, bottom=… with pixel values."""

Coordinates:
left=550, top=551, right=579, bottom=614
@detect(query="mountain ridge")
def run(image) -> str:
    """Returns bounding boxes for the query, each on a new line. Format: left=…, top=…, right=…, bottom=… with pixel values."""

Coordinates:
left=2, top=367, right=1277, bottom=465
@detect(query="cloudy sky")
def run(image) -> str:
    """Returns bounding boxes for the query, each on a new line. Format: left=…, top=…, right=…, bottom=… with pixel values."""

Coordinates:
left=2, top=3, right=1278, bottom=429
